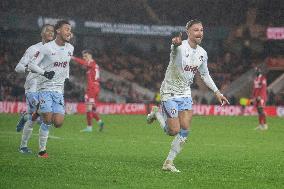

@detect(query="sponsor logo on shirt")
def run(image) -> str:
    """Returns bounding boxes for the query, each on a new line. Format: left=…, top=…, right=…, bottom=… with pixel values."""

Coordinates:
left=184, top=65, right=198, bottom=74
left=54, top=61, right=68, bottom=68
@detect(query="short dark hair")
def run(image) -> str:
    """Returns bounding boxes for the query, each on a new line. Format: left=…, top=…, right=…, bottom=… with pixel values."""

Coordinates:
left=82, top=49, right=93, bottom=55
left=54, top=20, right=70, bottom=31
left=41, top=24, right=54, bottom=33
left=186, top=19, right=202, bottom=30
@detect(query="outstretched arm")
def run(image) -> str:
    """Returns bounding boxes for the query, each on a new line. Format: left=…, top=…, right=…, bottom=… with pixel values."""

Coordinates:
left=198, top=54, right=230, bottom=106
left=71, top=56, right=92, bottom=68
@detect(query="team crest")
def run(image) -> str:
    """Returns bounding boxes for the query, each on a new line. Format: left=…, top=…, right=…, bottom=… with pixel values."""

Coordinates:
left=34, top=51, right=40, bottom=58
left=68, top=52, right=72, bottom=56
left=199, top=56, right=204, bottom=62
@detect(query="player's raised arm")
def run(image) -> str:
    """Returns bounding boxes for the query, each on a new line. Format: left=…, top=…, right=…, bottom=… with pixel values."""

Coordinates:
left=198, top=53, right=229, bottom=106
left=171, top=32, right=182, bottom=47
left=170, top=32, right=182, bottom=60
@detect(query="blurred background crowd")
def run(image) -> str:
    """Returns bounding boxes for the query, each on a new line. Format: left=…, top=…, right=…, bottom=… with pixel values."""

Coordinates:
left=0, top=0, right=283, bottom=105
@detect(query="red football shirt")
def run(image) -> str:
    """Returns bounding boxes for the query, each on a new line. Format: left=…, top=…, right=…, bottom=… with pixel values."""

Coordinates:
left=72, top=56, right=100, bottom=97
left=252, top=74, right=267, bottom=103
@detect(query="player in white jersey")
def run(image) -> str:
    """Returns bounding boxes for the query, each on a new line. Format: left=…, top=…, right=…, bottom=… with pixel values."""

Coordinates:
left=15, top=24, right=54, bottom=154
left=147, top=19, right=229, bottom=172
left=28, top=20, right=74, bottom=158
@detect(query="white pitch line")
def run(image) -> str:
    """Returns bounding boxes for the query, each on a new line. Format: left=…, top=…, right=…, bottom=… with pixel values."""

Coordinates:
left=0, top=131, right=62, bottom=140
left=0, top=131, right=247, bottom=147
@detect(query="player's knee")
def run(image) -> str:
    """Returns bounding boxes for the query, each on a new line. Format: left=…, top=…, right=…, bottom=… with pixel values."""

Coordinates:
left=167, top=128, right=179, bottom=136
left=54, top=122, right=63, bottom=128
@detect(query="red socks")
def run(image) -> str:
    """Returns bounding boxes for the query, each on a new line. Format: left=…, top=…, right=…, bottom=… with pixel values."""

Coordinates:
left=92, top=112, right=100, bottom=121
left=87, top=112, right=93, bottom=126
left=258, top=114, right=266, bottom=125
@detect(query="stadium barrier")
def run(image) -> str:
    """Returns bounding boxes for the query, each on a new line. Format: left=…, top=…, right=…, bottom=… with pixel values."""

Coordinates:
left=0, top=101, right=283, bottom=117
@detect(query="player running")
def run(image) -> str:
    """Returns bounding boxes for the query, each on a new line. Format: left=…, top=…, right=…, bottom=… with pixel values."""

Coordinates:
left=252, top=67, right=268, bottom=130
left=147, top=19, right=229, bottom=172
left=28, top=20, right=74, bottom=158
left=15, top=24, right=54, bottom=154
left=72, top=49, right=104, bottom=132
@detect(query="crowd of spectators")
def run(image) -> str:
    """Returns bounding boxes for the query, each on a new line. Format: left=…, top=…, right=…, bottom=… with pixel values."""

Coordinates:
left=0, top=1, right=283, bottom=105
left=2, top=0, right=282, bottom=26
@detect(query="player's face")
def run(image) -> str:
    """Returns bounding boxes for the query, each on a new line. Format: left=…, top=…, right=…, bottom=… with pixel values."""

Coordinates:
left=57, top=24, right=72, bottom=42
left=82, top=53, right=92, bottom=61
left=187, top=23, right=203, bottom=45
left=42, top=26, right=54, bottom=43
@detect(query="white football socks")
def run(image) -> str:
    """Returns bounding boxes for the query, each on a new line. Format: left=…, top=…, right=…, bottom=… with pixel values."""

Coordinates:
left=39, top=122, right=51, bottom=152
left=155, top=111, right=167, bottom=131
left=166, top=134, right=187, bottom=161
left=20, top=120, right=34, bottom=148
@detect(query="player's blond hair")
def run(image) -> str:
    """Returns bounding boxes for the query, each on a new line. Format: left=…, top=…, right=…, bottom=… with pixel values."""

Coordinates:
left=186, top=19, right=202, bottom=30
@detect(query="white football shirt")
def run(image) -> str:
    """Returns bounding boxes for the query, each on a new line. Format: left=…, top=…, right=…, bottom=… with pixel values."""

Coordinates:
left=15, top=42, right=44, bottom=93
left=29, top=40, right=74, bottom=93
left=160, top=40, right=218, bottom=101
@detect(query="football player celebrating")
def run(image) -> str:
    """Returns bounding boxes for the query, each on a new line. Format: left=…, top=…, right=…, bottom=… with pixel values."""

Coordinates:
left=147, top=19, right=229, bottom=172
left=15, top=24, right=54, bottom=153
left=28, top=20, right=74, bottom=158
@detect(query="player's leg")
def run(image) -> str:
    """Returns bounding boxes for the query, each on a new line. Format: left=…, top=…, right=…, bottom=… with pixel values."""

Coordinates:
left=38, top=92, right=53, bottom=158
left=31, top=102, right=41, bottom=123
left=257, top=106, right=268, bottom=130
left=52, top=113, right=65, bottom=128
left=52, top=92, right=66, bottom=128
left=81, top=102, right=94, bottom=132
left=255, top=97, right=268, bottom=130
left=147, top=101, right=180, bottom=136
left=19, top=92, right=39, bottom=153
left=16, top=94, right=30, bottom=132
left=80, top=94, right=94, bottom=132
left=16, top=112, right=28, bottom=132
left=163, top=97, right=193, bottom=172
left=153, top=99, right=181, bottom=172
left=92, top=101, right=104, bottom=131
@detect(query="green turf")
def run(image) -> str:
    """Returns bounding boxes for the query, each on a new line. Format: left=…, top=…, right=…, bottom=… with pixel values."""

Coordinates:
left=0, top=114, right=283, bottom=189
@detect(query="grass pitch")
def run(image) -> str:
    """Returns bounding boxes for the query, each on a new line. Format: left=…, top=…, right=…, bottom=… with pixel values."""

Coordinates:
left=0, top=114, right=283, bottom=189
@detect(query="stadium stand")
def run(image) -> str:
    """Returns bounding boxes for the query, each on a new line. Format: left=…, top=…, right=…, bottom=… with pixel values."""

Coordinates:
left=0, top=0, right=283, bottom=105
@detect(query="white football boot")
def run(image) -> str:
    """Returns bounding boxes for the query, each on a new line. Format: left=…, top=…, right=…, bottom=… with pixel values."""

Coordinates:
left=146, top=106, right=159, bottom=124
left=261, top=124, right=268, bottom=130
left=255, top=125, right=262, bottom=130
left=162, top=160, right=180, bottom=173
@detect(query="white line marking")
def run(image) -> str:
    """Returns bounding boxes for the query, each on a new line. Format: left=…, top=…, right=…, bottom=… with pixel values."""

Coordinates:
left=0, top=131, right=62, bottom=140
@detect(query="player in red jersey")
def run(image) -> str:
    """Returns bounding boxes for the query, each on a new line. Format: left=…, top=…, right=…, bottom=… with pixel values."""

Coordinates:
left=252, top=67, right=268, bottom=130
left=72, top=49, right=104, bottom=132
